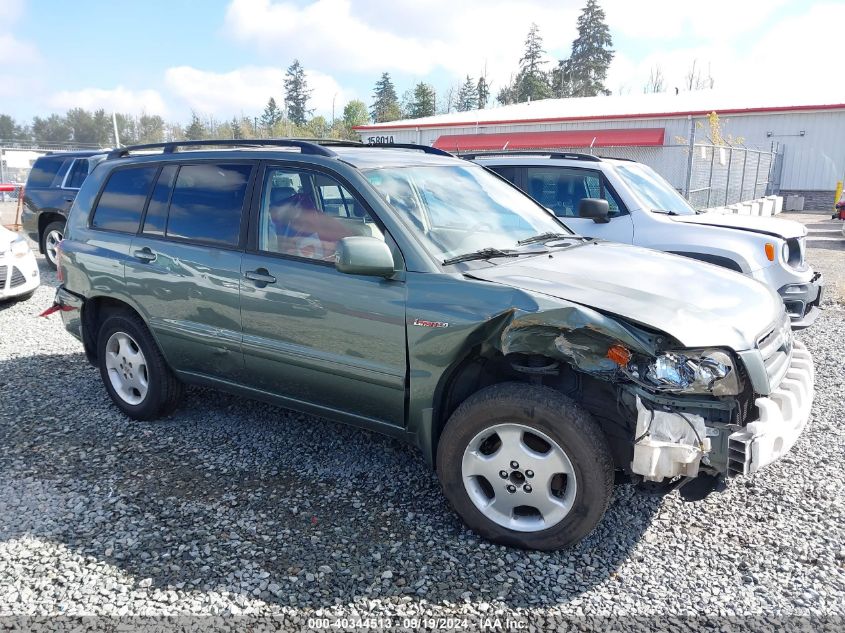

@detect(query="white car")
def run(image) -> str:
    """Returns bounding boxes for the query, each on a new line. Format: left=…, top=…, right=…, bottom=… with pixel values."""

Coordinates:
left=474, top=153, right=823, bottom=329
left=0, top=225, right=40, bottom=301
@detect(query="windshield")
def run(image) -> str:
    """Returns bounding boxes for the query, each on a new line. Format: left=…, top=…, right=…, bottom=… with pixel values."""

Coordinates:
left=615, top=163, right=697, bottom=216
left=364, top=164, right=569, bottom=262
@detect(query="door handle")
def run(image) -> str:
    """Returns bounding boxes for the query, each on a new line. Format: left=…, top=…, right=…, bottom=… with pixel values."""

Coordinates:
left=133, top=248, right=157, bottom=263
left=244, top=268, right=277, bottom=285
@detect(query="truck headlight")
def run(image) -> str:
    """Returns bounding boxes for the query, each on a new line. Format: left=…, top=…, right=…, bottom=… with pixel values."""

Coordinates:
left=646, top=349, right=740, bottom=395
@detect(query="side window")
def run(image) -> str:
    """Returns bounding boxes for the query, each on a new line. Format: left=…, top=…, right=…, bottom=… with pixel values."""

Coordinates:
left=26, top=157, right=67, bottom=188
left=165, top=164, right=252, bottom=246
left=142, top=164, right=178, bottom=236
left=49, top=158, right=74, bottom=188
left=519, top=167, right=625, bottom=218
left=258, top=167, right=383, bottom=262
left=91, top=166, right=157, bottom=233
left=64, top=159, right=90, bottom=189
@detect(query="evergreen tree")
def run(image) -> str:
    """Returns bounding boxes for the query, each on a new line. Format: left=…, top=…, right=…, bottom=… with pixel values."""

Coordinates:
left=31, top=114, right=72, bottom=144
left=184, top=112, right=207, bottom=140
left=284, top=59, right=312, bottom=126
left=231, top=116, right=243, bottom=140
left=557, top=0, right=614, bottom=97
left=476, top=75, right=490, bottom=109
left=497, top=24, right=552, bottom=104
left=456, top=75, right=478, bottom=112
left=261, top=97, right=283, bottom=129
left=407, top=82, right=436, bottom=119
left=0, top=114, right=24, bottom=140
left=370, top=73, right=401, bottom=123
left=138, top=113, right=166, bottom=143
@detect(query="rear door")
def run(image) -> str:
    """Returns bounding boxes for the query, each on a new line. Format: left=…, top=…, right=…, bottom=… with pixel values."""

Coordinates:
left=125, top=161, right=256, bottom=380
left=239, top=162, right=407, bottom=427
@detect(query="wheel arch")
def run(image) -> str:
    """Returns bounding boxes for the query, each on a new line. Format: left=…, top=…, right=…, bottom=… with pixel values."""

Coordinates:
left=38, top=212, right=67, bottom=251
left=80, top=295, right=151, bottom=365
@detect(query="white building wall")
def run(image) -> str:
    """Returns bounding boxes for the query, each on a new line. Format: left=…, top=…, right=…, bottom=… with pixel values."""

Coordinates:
left=360, top=108, right=845, bottom=192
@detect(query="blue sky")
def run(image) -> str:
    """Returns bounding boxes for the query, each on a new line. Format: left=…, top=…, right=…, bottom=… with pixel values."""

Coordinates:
left=1, top=0, right=838, bottom=124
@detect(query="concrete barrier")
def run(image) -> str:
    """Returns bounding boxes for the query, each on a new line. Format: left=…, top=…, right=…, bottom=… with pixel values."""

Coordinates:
left=702, top=196, right=784, bottom=217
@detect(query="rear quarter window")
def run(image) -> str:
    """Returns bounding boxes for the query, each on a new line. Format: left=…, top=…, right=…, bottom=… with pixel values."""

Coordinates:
left=26, top=157, right=69, bottom=188
left=91, top=166, right=157, bottom=233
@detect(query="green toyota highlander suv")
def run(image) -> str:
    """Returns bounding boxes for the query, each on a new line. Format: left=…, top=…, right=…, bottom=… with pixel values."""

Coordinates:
left=52, top=139, right=814, bottom=550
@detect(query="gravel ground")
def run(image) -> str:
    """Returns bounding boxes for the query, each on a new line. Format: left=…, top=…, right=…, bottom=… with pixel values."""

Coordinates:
left=1, top=255, right=843, bottom=630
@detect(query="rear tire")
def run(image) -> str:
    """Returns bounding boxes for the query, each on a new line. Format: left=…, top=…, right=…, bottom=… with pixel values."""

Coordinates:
left=41, top=220, right=65, bottom=270
left=96, top=312, right=183, bottom=420
left=436, top=382, right=614, bottom=550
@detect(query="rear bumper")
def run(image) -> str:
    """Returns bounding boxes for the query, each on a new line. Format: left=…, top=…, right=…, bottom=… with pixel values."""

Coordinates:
left=728, top=341, right=814, bottom=476
left=779, top=272, right=823, bottom=330
left=55, top=286, right=85, bottom=342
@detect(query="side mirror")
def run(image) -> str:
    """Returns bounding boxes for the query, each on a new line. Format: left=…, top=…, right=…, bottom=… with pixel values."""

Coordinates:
left=335, top=236, right=396, bottom=277
left=577, top=198, right=610, bottom=223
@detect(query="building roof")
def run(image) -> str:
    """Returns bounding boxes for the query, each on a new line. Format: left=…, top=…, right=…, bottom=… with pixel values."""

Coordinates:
left=355, top=89, right=845, bottom=131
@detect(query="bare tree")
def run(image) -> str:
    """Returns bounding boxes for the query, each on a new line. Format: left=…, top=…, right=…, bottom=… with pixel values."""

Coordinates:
left=644, top=65, right=665, bottom=93
left=684, top=59, right=715, bottom=91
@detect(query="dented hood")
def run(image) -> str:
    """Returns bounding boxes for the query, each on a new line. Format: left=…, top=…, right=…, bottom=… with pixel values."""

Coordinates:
left=670, top=213, right=806, bottom=239
left=466, top=241, right=782, bottom=351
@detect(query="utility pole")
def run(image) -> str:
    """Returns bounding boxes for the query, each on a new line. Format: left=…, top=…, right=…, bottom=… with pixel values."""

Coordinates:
left=112, top=113, right=121, bottom=147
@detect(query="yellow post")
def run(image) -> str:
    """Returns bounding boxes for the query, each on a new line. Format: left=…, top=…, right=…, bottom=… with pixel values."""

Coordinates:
left=835, top=180, right=843, bottom=215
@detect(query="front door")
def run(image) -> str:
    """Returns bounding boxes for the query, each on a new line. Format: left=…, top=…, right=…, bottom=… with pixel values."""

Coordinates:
left=508, top=165, right=635, bottom=243
left=239, top=164, right=407, bottom=427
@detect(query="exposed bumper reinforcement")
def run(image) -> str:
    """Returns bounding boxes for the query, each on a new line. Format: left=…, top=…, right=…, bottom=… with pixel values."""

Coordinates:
left=728, top=341, right=814, bottom=476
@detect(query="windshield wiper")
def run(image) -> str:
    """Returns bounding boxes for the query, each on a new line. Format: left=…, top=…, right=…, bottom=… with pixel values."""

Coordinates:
left=443, top=247, right=522, bottom=266
left=517, top=232, right=578, bottom=245
left=651, top=208, right=680, bottom=216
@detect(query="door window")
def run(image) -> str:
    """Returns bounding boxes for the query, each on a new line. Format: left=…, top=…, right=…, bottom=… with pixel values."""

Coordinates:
left=142, top=164, right=178, bottom=236
left=518, top=167, right=625, bottom=218
left=91, top=166, right=157, bottom=233
left=64, top=159, right=90, bottom=189
left=258, top=167, right=383, bottom=262
left=165, top=164, right=253, bottom=246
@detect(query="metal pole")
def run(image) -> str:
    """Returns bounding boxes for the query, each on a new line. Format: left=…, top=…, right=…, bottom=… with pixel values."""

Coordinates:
left=684, top=115, right=695, bottom=198
left=740, top=148, right=749, bottom=201
left=753, top=151, right=762, bottom=199
left=725, top=147, right=733, bottom=206
left=112, top=113, right=120, bottom=147
left=0, top=148, right=6, bottom=203
left=706, top=144, right=716, bottom=208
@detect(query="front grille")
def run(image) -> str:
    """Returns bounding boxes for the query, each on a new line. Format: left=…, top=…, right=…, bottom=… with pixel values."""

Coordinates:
left=757, top=313, right=793, bottom=391
left=0, top=265, right=6, bottom=287
left=9, top=266, right=26, bottom=288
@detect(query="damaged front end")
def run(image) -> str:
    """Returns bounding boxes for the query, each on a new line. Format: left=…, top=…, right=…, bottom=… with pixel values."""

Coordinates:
left=490, top=305, right=756, bottom=499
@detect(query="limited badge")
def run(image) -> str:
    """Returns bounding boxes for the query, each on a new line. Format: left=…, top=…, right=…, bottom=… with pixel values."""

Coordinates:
left=413, top=318, right=449, bottom=328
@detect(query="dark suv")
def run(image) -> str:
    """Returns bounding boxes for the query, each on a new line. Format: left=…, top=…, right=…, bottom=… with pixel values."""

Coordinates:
left=22, top=151, right=107, bottom=268
left=50, top=139, right=812, bottom=550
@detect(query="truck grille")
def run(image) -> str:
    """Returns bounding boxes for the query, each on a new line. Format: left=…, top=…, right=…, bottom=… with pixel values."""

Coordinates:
left=757, top=313, right=793, bottom=391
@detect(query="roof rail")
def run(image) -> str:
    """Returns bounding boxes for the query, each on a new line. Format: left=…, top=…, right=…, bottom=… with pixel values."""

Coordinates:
left=458, top=150, right=603, bottom=162
left=107, top=138, right=337, bottom=160
left=364, top=142, right=453, bottom=157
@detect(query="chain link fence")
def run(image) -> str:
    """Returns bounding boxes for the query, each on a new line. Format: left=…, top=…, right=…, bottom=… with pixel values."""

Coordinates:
left=559, top=143, right=782, bottom=210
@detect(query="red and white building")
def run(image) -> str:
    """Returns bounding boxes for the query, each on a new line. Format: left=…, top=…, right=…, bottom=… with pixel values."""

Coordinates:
left=355, top=90, right=845, bottom=208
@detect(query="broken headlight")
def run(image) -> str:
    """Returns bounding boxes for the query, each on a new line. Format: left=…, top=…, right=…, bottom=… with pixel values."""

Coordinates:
left=645, top=349, right=740, bottom=395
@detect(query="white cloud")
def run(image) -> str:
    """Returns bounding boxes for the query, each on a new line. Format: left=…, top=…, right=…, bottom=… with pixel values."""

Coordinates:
left=164, top=65, right=354, bottom=119
left=49, top=87, right=168, bottom=116
left=603, top=0, right=791, bottom=42
left=223, top=0, right=578, bottom=87
left=606, top=2, right=844, bottom=97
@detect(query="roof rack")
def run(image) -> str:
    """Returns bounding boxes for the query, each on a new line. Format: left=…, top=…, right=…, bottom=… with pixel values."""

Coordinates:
left=364, top=142, right=453, bottom=157
left=107, top=138, right=337, bottom=160
left=458, top=150, right=603, bottom=162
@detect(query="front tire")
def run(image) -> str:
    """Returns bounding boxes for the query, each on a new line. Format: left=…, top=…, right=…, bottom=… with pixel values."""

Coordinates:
left=41, top=220, right=65, bottom=270
left=96, top=312, right=183, bottom=420
left=437, top=382, right=614, bottom=550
